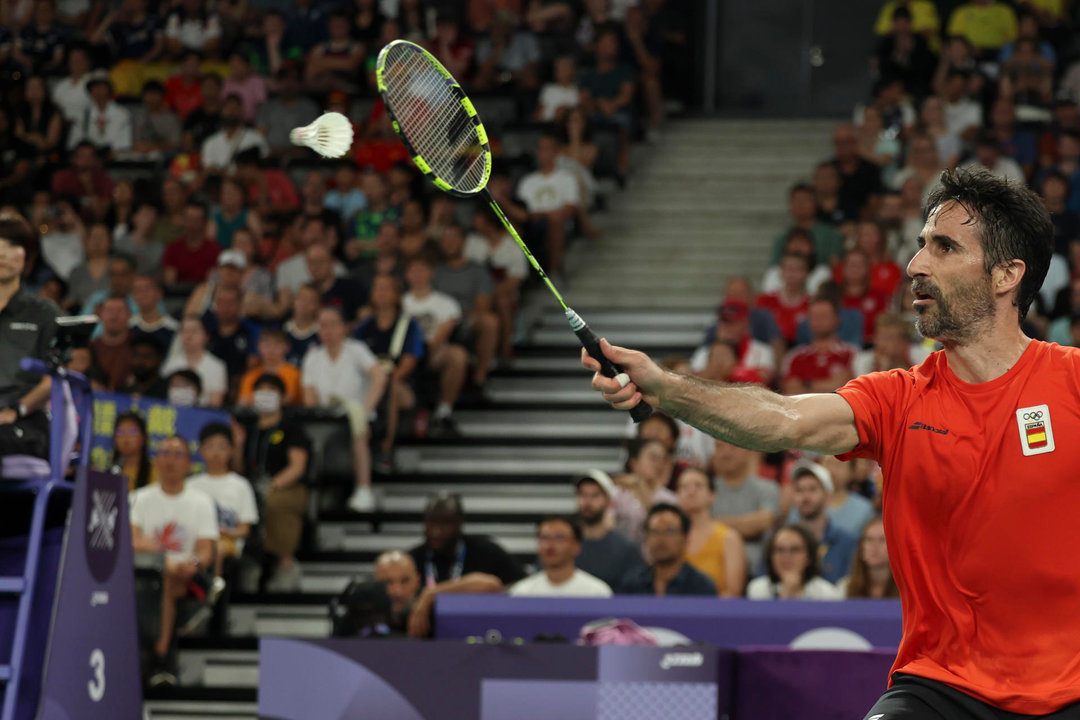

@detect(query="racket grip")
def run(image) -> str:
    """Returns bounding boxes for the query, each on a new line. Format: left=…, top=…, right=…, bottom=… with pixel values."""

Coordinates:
left=570, top=317, right=653, bottom=423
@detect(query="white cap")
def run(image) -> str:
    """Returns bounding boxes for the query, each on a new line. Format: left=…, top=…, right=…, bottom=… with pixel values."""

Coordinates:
left=575, top=469, right=617, bottom=498
left=218, top=249, right=247, bottom=269
left=792, top=461, right=834, bottom=494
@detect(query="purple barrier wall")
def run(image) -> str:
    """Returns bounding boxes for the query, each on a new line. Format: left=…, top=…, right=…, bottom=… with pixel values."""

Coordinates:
left=434, top=595, right=902, bottom=649
left=258, top=639, right=730, bottom=720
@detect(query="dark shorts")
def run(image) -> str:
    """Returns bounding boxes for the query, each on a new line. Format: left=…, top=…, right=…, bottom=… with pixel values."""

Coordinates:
left=865, top=674, right=1080, bottom=720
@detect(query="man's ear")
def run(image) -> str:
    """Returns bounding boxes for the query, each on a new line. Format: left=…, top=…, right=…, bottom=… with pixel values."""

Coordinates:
left=994, top=259, right=1026, bottom=299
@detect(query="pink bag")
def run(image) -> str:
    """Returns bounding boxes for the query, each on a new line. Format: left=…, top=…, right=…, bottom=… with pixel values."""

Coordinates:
left=578, top=618, right=659, bottom=646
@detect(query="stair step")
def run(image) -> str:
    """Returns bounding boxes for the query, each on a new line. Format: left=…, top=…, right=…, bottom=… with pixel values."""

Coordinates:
left=0, top=577, right=26, bottom=594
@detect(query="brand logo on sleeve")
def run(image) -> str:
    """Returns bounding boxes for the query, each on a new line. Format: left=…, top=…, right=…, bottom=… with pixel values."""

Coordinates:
left=907, top=421, right=949, bottom=435
left=1016, top=404, right=1054, bottom=456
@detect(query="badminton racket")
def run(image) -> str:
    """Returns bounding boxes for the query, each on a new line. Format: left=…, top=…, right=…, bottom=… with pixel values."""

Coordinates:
left=375, top=39, right=652, bottom=422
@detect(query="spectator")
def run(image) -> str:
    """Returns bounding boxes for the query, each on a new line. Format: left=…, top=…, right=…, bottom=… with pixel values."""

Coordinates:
left=873, top=0, right=941, bottom=50
left=855, top=104, right=901, bottom=175
left=839, top=249, right=893, bottom=343
left=323, top=160, right=366, bottom=226
left=769, top=183, right=844, bottom=268
left=840, top=517, right=898, bottom=598
left=50, top=142, right=114, bottom=221
left=579, top=27, right=636, bottom=177
left=302, top=306, right=388, bottom=513
left=233, top=373, right=311, bottom=592
left=938, top=69, right=983, bottom=144
left=165, top=51, right=205, bottom=121
left=352, top=107, right=411, bottom=176
left=559, top=107, right=602, bottom=237
left=402, top=255, right=467, bottom=436
left=256, top=65, right=320, bottom=158
left=829, top=123, right=884, bottom=221
left=632, top=408, right=715, bottom=471
left=203, top=284, right=259, bottom=382
left=187, top=422, right=258, bottom=580
left=208, top=179, right=261, bottom=251
left=163, top=0, right=222, bottom=59
left=234, top=148, right=299, bottom=217
left=113, top=202, right=162, bottom=276
left=813, top=161, right=848, bottom=227
left=747, top=525, right=843, bottom=600
left=308, top=243, right=366, bottom=323
left=516, top=132, right=580, bottom=275
left=67, top=72, right=132, bottom=154
left=353, top=220, right=406, bottom=293
left=91, top=0, right=163, bottom=73
left=161, top=315, right=227, bottom=406
left=152, top=177, right=189, bottom=245
left=109, top=410, right=158, bottom=492
left=788, top=462, right=858, bottom=584
left=617, top=503, right=718, bottom=596
left=474, top=9, right=540, bottom=91
left=406, top=492, right=525, bottom=637
left=874, top=8, right=936, bottom=99
left=710, top=438, right=779, bottom=573
left=200, top=95, right=269, bottom=174
left=999, top=38, right=1052, bottom=112
left=90, top=294, right=132, bottom=389
left=249, top=11, right=297, bottom=78
left=305, top=11, right=363, bottom=93
left=396, top=198, right=436, bottom=261
left=14, top=75, right=63, bottom=167
left=284, top=283, right=321, bottom=365
left=354, top=274, right=424, bottom=470
left=756, top=252, right=811, bottom=346
left=427, top=13, right=474, bottom=82
left=574, top=469, right=644, bottom=590
left=282, top=0, right=329, bottom=55
left=961, top=131, right=1025, bottom=184
left=782, top=298, right=857, bottom=393
left=990, top=98, right=1038, bottom=180
left=466, top=208, right=526, bottom=359
left=856, top=219, right=903, bottom=298
left=66, top=222, right=112, bottom=308
left=38, top=201, right=84, bottom=282
left=221, top=51, right=266, bottom=124
left=1038, top=132, right=1080, bottom=213
left=182, top=73, right=224, bottom=152
left=761, top=228, right=833, bottom=297
left=130, top=80, right=182, bottom=157
left=676, top=467, right=747, bottom=597
left=435, top=223, right=498, bottom=391
left=119, top=334, right=168, bottom=399
left=373, top=551, right=421, bottom=634
left=275, top=217, right=339, bottom=297
left=163, top=202, right=222, bottom=285
left=946, top=0, right=1017, bottom=59
left=612, top=437, right=677, bottom=543
left=916, top=95, right=961, bottom=170
left=509, top=516, right=612, bottom=597
left=130, top=435, right=218, bottom=686
left=853, top=312, right=932, bottom=375
left=879, top=186, right=925, bottom=267
left=51, top=43, right=92, bottom=123
left=165, top=368, right=202, bottom=407
left=690, top=298, right=777, bottom=384
left=79, top=249, right=136, bottom=317
left=14, top=0, right=64, bottom=75
left=237, top=329, right=303, bottom=406
left=811, top=454, right=875, bottom=539
left=535, top=55, right=580, bottom=122
left=130, top=275, right=178, bottom=350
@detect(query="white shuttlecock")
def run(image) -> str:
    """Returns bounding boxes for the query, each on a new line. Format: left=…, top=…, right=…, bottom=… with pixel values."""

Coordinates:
left=289, top=112, right=354, bottom=158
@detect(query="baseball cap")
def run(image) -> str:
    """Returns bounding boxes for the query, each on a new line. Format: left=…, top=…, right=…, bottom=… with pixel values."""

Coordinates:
left=575, top=469, right=616, bottom=498
left=792, top=461, right=834, bottom=494
left=86, top=69, right=113, bottom=91
left=218, top=249, right=247, bottom=269
left=718, top=298, right=750, bottom=322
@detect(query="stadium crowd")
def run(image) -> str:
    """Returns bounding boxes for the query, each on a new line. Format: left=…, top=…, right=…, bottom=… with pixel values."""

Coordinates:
left=4, top=0, right=1079, bottom=690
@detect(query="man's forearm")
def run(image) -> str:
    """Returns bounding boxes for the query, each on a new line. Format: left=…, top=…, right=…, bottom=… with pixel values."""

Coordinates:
left=659, top=372, right=797, bottom=452
left=21, top=376, right=51, bottom=414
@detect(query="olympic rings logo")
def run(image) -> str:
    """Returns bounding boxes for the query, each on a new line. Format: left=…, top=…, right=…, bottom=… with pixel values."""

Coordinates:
left=1023, top=411, right=1043, bottom=421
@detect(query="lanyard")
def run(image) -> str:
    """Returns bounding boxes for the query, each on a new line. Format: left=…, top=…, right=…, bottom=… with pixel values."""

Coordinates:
left=425, top=540, right=465, bottom=588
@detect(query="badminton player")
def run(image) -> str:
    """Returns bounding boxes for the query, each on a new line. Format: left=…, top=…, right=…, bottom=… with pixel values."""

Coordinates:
left=584, top=168, right=1080, bottom=718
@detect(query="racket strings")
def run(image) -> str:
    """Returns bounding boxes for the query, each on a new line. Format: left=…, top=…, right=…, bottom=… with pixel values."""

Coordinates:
left=382, top=45, right=487, bottom=191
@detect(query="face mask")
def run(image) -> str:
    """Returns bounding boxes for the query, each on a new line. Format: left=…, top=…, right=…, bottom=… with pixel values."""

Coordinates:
left=253, top=389, right=282, bottom=415
left=168, top=386, right=197, bottom=407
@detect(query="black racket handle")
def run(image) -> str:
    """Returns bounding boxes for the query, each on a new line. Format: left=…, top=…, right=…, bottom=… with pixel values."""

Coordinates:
left=573, top=323, right=653, bottom=423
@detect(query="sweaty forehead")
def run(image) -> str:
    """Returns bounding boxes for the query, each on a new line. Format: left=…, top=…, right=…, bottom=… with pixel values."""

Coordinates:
left=924, top=201, right=978, bottom=241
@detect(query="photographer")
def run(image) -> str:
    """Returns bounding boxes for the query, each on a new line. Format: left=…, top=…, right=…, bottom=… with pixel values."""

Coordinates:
left=0, top=214, right=60, bottom=459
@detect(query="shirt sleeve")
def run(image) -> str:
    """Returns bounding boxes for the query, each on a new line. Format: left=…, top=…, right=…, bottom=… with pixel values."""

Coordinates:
left=237, top=477, right=259, bottom=523
left=195, top=492, right=220, bottom=540
left=834, top=368, right=910, bottom=462
left=405, top=319, right=425, bottom=359
left=351, top=341, right=377, bottom=372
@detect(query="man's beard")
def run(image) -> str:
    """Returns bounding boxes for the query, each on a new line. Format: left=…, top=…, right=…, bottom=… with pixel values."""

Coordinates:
left=579, top=509, right=604, bottom=527
left=912, top=275, right=996, bottom=343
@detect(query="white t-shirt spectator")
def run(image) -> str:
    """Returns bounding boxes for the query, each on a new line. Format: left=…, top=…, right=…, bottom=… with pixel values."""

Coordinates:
left=52, top=75, right=90, bottom=123
left=164, top=12, right=221, bottom=52
left=464, top=231, right=528, bottom=281
left=185, top=471, right=259, bottom=552
left=517, top=168, right=581, bottom=214
left=274, top=253, right=346, bottom=294
left=68, top=101, right=133, bottom=151
left=688, top=338, right=777, bottom=377
left=746, top=575, right=844, bottom=600
left=301, top=339, right=377, bottom=405
left=200, top=128, right=269, bottom=172
left=509, top=569, right=613, bottom=597
left=537, top=82, right=579, bottom=122
left=623, top=416, right=713, bottom=468
left=41, top=229, right=84, bottom=280
left=402, top=290, right=462, bottom=343
left=161, top=350, right=228, bottom=405
left=760, top=263, right=833, bottom=297
left=130, top=483, right=219, bottom=563
left=943, top=98, right=982, bottom=139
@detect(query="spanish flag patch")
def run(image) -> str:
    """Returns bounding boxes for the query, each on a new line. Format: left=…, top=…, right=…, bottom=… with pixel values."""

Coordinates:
left=1016, top=404, right=1055, bottom=457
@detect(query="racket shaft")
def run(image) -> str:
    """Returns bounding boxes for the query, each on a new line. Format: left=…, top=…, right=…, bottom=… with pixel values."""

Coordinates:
left=486, top=194, right=567, bottom=310
left=574, top=324, right=653, bottom=423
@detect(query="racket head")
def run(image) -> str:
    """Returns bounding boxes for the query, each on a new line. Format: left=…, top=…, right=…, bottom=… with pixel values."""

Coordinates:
left=376, top=40, right=493, bottom=198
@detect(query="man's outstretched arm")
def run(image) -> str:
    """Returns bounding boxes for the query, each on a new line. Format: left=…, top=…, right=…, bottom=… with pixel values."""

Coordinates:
left=583, top=339, right=860, bottom=455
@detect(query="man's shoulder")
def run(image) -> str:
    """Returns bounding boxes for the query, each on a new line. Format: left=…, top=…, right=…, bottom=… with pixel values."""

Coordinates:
left=676, top=563, right=718, bottom=594
left=8, top=289, right=61, bottom=322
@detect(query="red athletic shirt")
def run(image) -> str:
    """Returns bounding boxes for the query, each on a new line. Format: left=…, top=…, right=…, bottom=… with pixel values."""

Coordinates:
left=755, top=292, right=808, bottom=343
left=836, top=340, right=1080, bottom=714
left=782, top=340, right=857, bottom=385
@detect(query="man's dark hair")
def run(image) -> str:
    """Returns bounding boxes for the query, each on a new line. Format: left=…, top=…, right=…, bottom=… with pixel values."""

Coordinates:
left=253, top=372, right=286, bottom=395
left=198, top=421, right=233, bottom=446
left=0, top=213, right=38, bottom=261
left=141, top=79, right=165, bottom=96
left=167, top=369, right=203, bottom=394
left=891, top=5, right=912, bottom=22
left=186, top=199, right=208, bottom=217
left=780, top=250, right=812, bottom=272
left=924, top=168, right=1054, bottom=321
left=646, top=502, right=690, bottom=534
left=623, top=436, right=667, bottom=472
left=637, top=411, right=679, bottom=447
left=424, top=491, right=464, bottom=521
left=538, top=515, right=583, bottom=543
left=764, top=525, right=822, bottom=586
left=109, top=251, right=137, bottom=271
left=675, top=466, right=716, bottom=493
left=789, top=182, right=815, bottom=198
left=130, top=333, right=164, bottom=357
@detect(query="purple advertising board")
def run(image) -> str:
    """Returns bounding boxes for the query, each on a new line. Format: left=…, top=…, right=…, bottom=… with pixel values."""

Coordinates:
left=434, top=595, right=903, bottom=649
left=35, top=469, right=143, bottom=720
left=258, top=639, right=730, bottom=720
